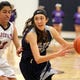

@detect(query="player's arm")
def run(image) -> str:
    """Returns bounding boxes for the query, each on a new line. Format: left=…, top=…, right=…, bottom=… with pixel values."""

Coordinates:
left=12, top=26, right=20, bottom=50
left=12, top=26, right=22, bottom=56
left=26, top=32, right=69, bottom=64
left=50, top=26, right=73, bottom=48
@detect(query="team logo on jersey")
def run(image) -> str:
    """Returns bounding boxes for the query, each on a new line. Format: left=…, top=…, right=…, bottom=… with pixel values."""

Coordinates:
left=0, top=32, right=12, bottom=39
left=38, top=42, right=50, bottom=53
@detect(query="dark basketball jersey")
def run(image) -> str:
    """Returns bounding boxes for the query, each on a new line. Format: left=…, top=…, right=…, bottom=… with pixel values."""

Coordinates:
left=20, top=25, right=56, bottom=80
left=21, top=25, right=53, bottom=59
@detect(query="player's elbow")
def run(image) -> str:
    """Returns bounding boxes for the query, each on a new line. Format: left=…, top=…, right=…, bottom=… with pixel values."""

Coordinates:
left=35, top=57, right=42, bottom=64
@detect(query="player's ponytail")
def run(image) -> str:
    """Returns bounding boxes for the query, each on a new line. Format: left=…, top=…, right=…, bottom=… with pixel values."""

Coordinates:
left=22, top=17, right=34, bottom=35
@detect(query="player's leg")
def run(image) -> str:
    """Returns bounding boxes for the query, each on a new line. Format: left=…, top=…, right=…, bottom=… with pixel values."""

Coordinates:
left=75, top=25, right=80, bottom=37
left=53, top=24, right=62, bottom=34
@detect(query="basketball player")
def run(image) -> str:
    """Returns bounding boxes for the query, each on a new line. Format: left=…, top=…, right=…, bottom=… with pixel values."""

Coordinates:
left=0, top=1, right=21, bottom=80
left=9, top=4, right=17, bottom=24
left=74, top=6, right=80, bottom=37
left=52, top=3, right=64, bottom=34
left=18, top=9, right=73, bottom=80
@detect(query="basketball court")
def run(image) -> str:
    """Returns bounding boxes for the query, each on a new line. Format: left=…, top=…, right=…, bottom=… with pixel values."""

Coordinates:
left=0, top=0, right=80, bottom=80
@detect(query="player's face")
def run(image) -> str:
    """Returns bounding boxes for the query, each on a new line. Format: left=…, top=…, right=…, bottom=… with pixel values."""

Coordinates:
left=34, top=14, right=48, bottom=31
left=0, top=6, right=12, bottom=23
left=56, top=7, right=61, bottom=11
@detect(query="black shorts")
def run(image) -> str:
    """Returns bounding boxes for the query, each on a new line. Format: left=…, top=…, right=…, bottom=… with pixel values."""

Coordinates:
left=19, top=58, right=54, bottom=80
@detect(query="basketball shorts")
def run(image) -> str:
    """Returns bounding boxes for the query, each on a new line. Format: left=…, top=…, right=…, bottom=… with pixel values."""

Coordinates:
left=0, top=57, right=16, bottom=78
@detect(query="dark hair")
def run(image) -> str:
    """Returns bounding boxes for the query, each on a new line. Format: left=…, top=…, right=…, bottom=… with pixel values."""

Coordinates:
left=22, top=17, right=34, bottom=35
left=22, top=9, right=48, bottom=34
left=23, top=9, right=49, bottom=42
left=0, top=1, right=12, bottom=10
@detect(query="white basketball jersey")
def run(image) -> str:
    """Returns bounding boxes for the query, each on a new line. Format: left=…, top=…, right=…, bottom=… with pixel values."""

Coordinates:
left=0, top=22, right=14, bottom=56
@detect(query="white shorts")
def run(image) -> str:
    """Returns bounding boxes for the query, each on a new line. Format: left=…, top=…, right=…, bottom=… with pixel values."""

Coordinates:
left=0, top=57, right=16, bottom=78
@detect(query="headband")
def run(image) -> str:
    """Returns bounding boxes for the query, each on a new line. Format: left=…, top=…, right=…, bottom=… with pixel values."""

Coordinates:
left=33, top=9, right=47, bottom=18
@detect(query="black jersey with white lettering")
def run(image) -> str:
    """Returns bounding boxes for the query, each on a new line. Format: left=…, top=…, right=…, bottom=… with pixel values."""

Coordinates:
left=21, top=25, right=53, bottom=59
left=20, top=25, right=55, bottom=80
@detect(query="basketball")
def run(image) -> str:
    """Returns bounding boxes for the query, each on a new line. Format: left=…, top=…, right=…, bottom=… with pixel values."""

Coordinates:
left=74, top=36, right=80, bottom=54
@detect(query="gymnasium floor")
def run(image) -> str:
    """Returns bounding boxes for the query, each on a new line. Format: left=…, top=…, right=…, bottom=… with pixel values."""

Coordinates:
left=6, top=31, right=80, bottom=80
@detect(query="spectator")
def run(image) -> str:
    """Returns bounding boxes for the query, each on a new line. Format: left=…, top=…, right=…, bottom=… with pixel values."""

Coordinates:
left=73, top=6, right=80, bottom=37
left=9, top=4, right=17, bottom=24
left=52, top=3, right=64, bottom=34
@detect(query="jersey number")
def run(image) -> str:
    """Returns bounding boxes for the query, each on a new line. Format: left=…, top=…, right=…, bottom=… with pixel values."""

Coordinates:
left=0, top=41, right=8, bottom=49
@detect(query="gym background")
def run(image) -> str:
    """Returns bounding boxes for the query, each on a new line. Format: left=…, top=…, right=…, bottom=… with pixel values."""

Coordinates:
left=39, top=0, right=80, bottom=31
left=1, top=0, right=80, bottom=35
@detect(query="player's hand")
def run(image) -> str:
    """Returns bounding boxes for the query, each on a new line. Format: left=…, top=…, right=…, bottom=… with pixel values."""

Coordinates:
left=64, top=42, right=74, bottom=49
left=56, top=47, right=71, bottom=57
left=16, top=47, right=23, bottom=57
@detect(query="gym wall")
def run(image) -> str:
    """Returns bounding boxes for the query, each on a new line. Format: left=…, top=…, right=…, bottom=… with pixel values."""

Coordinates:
left=39, top=0, right=80, bottom=31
